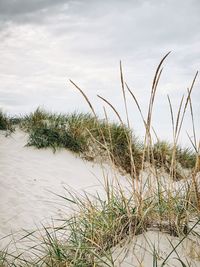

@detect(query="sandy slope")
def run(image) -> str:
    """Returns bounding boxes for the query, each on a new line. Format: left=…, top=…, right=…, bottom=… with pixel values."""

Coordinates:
left=0, top=130, right=124, bottom=247
left=1, top=130, right=200, bottom=266
left=105, top=231, right=200, bottom=267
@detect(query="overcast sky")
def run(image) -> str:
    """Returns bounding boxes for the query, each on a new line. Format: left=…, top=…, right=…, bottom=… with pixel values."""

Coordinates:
left=0, top=0, right=199, bottom=146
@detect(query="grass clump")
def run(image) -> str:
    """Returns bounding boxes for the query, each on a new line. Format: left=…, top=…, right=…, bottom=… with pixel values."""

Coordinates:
left=152, top=141, right=196, bottom=179
left=20, top=107, right=196, bottom=178
left=21, top=107, right=196, bottom=179
left=21, top=108, right=51, bottom=130
left=22, top=108, right=143, bottom=176
left=28, top=127, right=83, bottom=152
left=0, top=187, right=151, bottom=266
left=2, top=181, right=199, bottom=266
left=0, top=110, right=14, bottom=132
left=176, top=146, right=196, bottom=169
left=100, top=122, right=143, bottom=176
left=23, top=109, right=97, bottom=153
left=42, top=192, right=143, bottom=266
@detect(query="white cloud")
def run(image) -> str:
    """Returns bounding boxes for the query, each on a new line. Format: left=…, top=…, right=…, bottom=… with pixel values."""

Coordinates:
left=0, top=0, right=199, bottom=145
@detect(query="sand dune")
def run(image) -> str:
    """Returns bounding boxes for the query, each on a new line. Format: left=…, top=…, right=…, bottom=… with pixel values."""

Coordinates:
left=0, top=130, right=125, bottom=247
left=1, top=130, right=200, bottom=266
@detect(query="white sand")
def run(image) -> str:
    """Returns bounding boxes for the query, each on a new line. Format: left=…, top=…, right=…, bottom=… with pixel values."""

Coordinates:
left=0, top=130, right=126, bottom=247
left=1, top=130, right=200, bottom=266
left=106, top=231, right=200, bottom=267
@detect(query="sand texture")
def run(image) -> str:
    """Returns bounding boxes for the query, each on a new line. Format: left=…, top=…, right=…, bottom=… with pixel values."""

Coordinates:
left=0, top=130, right=125, bottom=247
left=1, top=130, right=200, bottom=266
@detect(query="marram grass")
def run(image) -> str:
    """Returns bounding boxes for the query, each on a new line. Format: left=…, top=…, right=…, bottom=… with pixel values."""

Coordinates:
left=17, top=107, right=196, bottom=180
left=0, top=53, right=200, bottom=266
left=0, top=110, right=14, bottom=133
left=20, top=108, right=143, bottom=176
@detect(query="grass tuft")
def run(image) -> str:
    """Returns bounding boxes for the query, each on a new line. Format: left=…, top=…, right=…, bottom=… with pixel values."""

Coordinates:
left=0, top=110, right=14, bottom=133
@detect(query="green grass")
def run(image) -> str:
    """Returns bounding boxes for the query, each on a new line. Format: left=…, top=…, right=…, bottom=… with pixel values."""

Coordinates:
left=0, top=110, right=14, bottom=132
left=21, top=108, right=143, bottom=176
left=152, top=141, right=196, bottom=179
left=153, top=141, right=196, bottom=169
left=2, top=106, right=196, bottom=178
left=1, top=54, right=200, bottom=266
left=1, top=179, right=199, bottom=266
left=19, top=107, right=196, bottom=180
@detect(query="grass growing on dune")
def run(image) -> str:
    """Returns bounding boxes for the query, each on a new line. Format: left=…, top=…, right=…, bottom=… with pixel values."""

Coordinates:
left=19, top=107, right=196, bottom=179
left=21, top=108, right=143, bottom=175
left=152, top=141, right=196, bottom=178
left=1, top=53, right=200, bottom=266
left=1, top=175, right=200, bottom=266
left=0, top=111, right=8, bottom=130
left=0, top=110, right=14, bottom=132
left=21, top=109, right=92, bottom=152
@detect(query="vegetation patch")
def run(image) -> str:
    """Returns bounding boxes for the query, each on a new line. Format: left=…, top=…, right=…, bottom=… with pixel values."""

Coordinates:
left=1, top=54, right=200, bottom=266
left=19, top=108, right=197, bottom=180
left=0, top=110, right=14, bottom=132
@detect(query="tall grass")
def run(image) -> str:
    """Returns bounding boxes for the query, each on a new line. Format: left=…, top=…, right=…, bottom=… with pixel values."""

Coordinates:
left=1, top=54, right=200, bottom=266
left=21, top=108, right=143, bottom=176
left=20, top=107, right=196, bottom=179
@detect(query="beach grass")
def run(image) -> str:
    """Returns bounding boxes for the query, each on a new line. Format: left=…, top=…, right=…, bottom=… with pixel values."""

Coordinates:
left=0, top=53, right=200, bottom=266
left=0, top=110, right=15, bottom=133
left=20, top=108, right=143, bottom=176
left=17, top=107, right=196, bottom=180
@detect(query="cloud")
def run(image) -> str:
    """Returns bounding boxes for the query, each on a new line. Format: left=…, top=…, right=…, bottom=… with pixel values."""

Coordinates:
left=0, top=0, right=71, bottom=30
left=0, top=0, right=199, bottom=144
left=0, top=0, right=68, bottom=17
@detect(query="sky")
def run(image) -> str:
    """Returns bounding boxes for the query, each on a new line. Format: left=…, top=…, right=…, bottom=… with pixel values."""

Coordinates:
left=0, top=0, right=199, bottom=146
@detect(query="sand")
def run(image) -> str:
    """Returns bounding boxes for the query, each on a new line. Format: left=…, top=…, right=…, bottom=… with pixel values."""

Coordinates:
left=105, top=231, right=200, bottom=267
left=1, top=130, right=200, bottom=266
left=0, top=130, right=126, bottom=247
